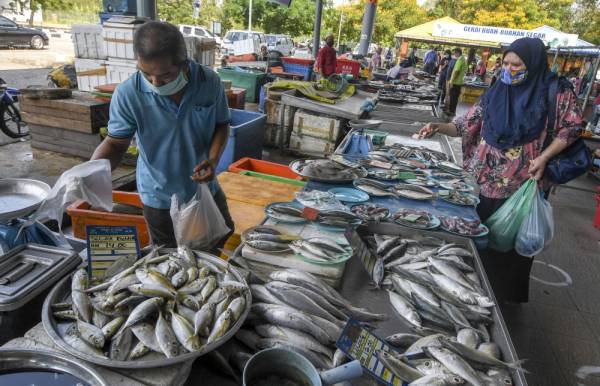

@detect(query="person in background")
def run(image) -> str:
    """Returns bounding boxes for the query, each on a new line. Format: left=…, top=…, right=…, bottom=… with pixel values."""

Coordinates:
left=370, top=46, right=383, bottom=73
left=314, top=34, right=337, bottom=79
left=423, top=47, right=438, bottom=75
left=419, top=37, right=582, bottom=303
left=257, top=45, right=268, bottom=61
left=490, top=57, right=502, bottom=85
left=408, top=46, right=418, bottom=67
left=476, top=58, right=487, bottom=81
left=438, top=50, right=452, bottom=107
left=446, top=47, right=466, bottom=116
left=384, top=47, right=393, bottom=68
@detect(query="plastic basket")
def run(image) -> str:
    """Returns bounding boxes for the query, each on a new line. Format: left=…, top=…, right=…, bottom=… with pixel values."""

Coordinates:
left=336, top=58, right=360, bottom=79
left=216, top=110, right=267, bottom=174
left=66, top=191, right=150, bottom=247
left=281, top=57, right=315, bottom=66
left=228, top=157, right=303, bottom=180
left=282, top=62, right=313, bottom=80
left=363, top=129, right=388, bottom=146
left=217, top=68, right=268, bottom=102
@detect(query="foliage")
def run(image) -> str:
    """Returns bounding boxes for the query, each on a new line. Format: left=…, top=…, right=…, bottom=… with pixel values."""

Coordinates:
left=571, top=0, right=600, bottom=44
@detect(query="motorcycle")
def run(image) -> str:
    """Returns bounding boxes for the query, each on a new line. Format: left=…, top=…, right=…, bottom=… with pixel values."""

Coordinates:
left=0, top=78, right=28, bottom=138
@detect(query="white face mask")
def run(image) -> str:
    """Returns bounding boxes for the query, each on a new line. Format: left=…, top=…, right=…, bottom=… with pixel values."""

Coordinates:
left=142, top=69, right=188, bottom=96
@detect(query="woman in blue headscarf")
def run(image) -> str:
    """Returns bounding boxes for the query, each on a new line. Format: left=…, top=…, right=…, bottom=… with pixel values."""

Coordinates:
left=418, top=37, right=583, bottom=303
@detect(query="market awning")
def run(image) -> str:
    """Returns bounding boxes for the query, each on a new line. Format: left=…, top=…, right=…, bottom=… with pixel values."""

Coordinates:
left=394, top=17, right=501, bottom=49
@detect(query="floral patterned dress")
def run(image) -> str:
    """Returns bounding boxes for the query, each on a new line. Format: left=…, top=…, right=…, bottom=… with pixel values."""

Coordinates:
left=454, top=88, right=583, bottom=199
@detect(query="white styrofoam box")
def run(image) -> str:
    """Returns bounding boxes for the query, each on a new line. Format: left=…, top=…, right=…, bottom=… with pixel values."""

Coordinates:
left=72, top=24, right=106, bottom=59
left=74, top=58, right=107, bottom=92
left=102, top=21, right=141, bottom=60
left=106, top=59, right=138, bottom=84
left=292, top=109, right=342, bottom=142
left=184, top=36, right=217, bottom=66
left=289, top=132, right=336, bottom=155
left=264, top=99, right=292, bottom=126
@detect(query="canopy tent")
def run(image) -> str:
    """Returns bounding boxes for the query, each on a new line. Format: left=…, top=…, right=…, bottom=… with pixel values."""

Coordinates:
left=394, top=17, right=502, bottom=50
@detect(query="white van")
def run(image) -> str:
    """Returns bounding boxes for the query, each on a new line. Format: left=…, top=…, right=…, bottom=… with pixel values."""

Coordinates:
left=221, top=30, right=266, bottom=56
left=179, top=24, right=222, bottom=46
left=266, top=34, right=294, bottom=56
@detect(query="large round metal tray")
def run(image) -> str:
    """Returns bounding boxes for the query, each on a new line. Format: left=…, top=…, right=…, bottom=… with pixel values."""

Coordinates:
left=0, top=178, right=51, bottom=222
left=0, top=348, right=107, bottom=386
left=289, top=159, right=367, bottom=184
left=42, top=250, right=252, bottom=369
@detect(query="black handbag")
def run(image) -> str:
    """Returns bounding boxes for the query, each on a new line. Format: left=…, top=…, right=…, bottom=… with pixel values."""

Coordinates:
left=542, top=78, right=592, bottom=184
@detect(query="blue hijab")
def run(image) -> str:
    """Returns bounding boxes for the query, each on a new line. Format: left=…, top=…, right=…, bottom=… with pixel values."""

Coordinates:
left=481, top=37, right=556, bottom=150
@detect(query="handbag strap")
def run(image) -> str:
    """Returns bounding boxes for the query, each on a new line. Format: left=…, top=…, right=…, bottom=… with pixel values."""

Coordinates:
left=543, top=78, right=559, bottom=150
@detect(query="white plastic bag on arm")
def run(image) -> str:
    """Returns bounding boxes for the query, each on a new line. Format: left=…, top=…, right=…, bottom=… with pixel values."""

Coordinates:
left=32, top=159, right=113, bottom=227
left=170, top=183, right=230, bottom=250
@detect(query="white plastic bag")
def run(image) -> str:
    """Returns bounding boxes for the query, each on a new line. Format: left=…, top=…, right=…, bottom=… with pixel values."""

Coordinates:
left=170, top=183, right=230, bottom=250
left=33, top=159, right=113, bottom=227
left=515, top=190, right=554, bottom=257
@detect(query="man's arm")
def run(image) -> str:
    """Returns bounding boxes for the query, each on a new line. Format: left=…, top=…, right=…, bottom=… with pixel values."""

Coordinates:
left=192, top=123, right=229, bottom=182
left=91, top=136, right=131, bottom=171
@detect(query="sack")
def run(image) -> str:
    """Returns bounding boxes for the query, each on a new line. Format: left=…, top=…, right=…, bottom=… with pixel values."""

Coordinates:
left=543, top=138, right=591, bottom=184
left=543, top=77, right=591, bottom=184
left=170, top=184, right=230, bottom=250
left=485, top=178, right=538, bottom=252
left=515, top=190, right=554, bottom=257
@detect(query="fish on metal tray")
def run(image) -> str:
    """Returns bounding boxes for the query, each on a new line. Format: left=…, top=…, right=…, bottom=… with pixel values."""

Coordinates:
left=393, top=183, right=434, bottom=200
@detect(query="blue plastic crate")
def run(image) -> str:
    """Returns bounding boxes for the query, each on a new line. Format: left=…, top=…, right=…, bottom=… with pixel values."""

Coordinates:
left=216, top=109, right=267, bottom=174
left=282, top=62, right=313, bottom=81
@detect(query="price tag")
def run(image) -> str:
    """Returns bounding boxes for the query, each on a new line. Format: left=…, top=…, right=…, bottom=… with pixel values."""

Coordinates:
left=369, top=160, right=393, bottom=170
left=438, top=190, right=450, bottom=196
left=86, top=225, right=140, bottom=278
left=336, top=318, right=406, bottom=386
left=401, top=214, right=422, bottom=223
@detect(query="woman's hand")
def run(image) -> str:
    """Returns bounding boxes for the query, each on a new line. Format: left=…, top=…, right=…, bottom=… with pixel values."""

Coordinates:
left=528, top=156, right=548, bottom=180
left=418, top=123, right=438, bottom=139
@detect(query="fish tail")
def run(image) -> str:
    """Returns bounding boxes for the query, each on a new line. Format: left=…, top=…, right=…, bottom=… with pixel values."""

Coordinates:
left=508, top=359, right=529, bottom=373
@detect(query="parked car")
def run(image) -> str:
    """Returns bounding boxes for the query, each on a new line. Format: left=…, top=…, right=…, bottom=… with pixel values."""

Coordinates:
left=178, top=24, right=222, bottom=46
left=0, top=15, right=48, bottom=49
left=266, top=34, right=293, bottom=56
left=221, top=30, right=266, bottom=56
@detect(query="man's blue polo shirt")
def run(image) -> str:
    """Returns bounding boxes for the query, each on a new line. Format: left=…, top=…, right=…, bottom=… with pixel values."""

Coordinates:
left=107, top=61, right=230, bottom=209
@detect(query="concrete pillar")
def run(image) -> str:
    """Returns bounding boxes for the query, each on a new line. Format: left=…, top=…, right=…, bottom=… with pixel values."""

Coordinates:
left=137, top=0, right=157, bottom=19
left=312, top=0, right=324, bottom=59
left=357, top=0, right=377, bottom=56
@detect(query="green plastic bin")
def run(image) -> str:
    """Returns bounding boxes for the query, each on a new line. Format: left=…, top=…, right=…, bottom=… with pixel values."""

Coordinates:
left=218, top=67, right=267, bottom=103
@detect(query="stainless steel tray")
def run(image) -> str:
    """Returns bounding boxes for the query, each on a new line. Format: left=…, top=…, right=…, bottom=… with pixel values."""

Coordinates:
left=0, top=348, right=107, bottom=386
left=0, top=178, right=51, bottom=222
left=42, top=250, right=252, bottom=369
left=289, top=159, right=368, bottom=184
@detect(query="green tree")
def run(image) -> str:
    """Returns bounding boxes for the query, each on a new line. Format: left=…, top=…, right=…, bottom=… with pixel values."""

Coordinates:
left=572, top=0, right=600, bottom=44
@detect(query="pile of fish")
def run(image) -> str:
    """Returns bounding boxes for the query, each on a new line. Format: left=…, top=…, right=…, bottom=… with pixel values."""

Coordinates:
left=265, top=203, right=305, bottom=223
left=435, top=161, right=466, bottom=177
left=52, top=247, right=248, bottom=361
left=385, top=144, right=449, bottom=163
left=235, top=269, right=387, bottom=370
left=291, top=159, right=367, bottom=182
left=289, top=237, right=352, bottom=264
left=354, top=178, right=395, bottom=197
left=440, top=216, right=487, bottom=237
left=440, top=190, right=479, bottom=206
left=392, top=208, right=438, bottom=229
left=244, top=226, right=299, bottom=253
left=393, top=183, right=434, bottom=200
left=316, top=209, right=362, bottom=228
left=361, top=234, right=524, bottom=385
left=440, top=180, right=474, bottom=193
left=351, top=203, right=389, bottom=222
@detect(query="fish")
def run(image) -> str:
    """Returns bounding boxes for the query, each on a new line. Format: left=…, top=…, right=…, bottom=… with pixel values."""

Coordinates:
left=178, top=246, right=198, bottom=268
left=439, top=337, right=526, bottom=371
left=198, top=276, right=217, bottom=301
left=332, top=348, right=348, bottom=367
left=207, top=287, right=228, bottom=304
left=171, top=269, right=188, bottom=288
left=382, top=243, right=408, bottom=263
left=250, top=284, right=287, bottom=306
left=256, top=339, right=333, bottom=369
left=128, top=283, right=176, bottom=299
left=179, top=294, right=201, bottom=311
left=441, top=301, right=472, bottom=330
left=457, top=328, right=481, bottom=349
left=376, top=350, right=424, bottom=382
left=235, top=328, right=262, bottom=350
left=106, top=274, right=139, bottom=296
left=118, top=297, right=164, bottom=335
left=114, top=295, right=146, bottom=310
left=72, top=290, right=93, bottom=323
left=386, top=333, right=422, bottom=348
left=215, top=296, right=232, bottom=318
left=101, top=316, right=126, bottom=340
left=207, top=308, right=234, bottom=344
left=478, top=342, right=501, bottom=360
left=77, top=319, right=105, bottom=349
left=135, top=268, right=176, bottom=293
left=487, top=369, right=514, bottom=385
left=388, top=291, right=421, bottom=328
left=155, top=311, right=179, bottom=358
left=423, top=346, right=485, bottom=386
left=65, top=327, right=106, bottom=358
left=227, top=297, right=246, bottom=321
left=53, top=310, right=78, bottom=320
left=254, top=324, right=334, bottom=358
left=71, top=269, right=88, bottom=292
left=404, top=334, right=444, bottom=356
left=171, top=310, right=201, bottom=352
left=410, top=281, right=441, bottom=308
left=429, top=258, right=477, bottom=292
left=129, top=341, right=150, bottom=359
left=438, top=247, right=473, bottom=259
left=414, top=359, right=462, bottom=379
left=376, top=236, right=401, bottom=256
left=110, top=327, right=133, bottom=361
left=247, top=240, right=291, bottom=252
left=251, top=303, right=331, bottom=345
left=131, top=322, right=162, bottom=353
left=194, top=302, right=216, bottom=336
left=266, top=283, right=341, bottom=324
left=308, top=313, right=343, bottom=342
left=409, top=374, right=464, bottom=386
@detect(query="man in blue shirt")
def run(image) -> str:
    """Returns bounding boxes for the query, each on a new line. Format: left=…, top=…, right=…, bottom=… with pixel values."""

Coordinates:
left=91, top=21, right=234, bottom=249
left=423, top=47, right=438, bottom=75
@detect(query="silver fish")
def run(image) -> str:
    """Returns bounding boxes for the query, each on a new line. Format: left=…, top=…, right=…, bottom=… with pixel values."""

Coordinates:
left=410, top=281, right=441, bottom=308
left=423, top=346, right=485, bottom=386
left=457, top=328, right=481, bottom=349
left=53, top=310, right=78, bottom=320
left=198, top=276, right=217, bottom=301
left=227, top=296, right=246, bottom=321
left=386, top=333, right=422, bottom=348
left=135, top=268, right=176, bottom=293
left=405, top=334, right=444, bottom=356
left=266, top=284, right=341, bottom=324
left=92, top=309, right=112, bottom=329
left=256, top=339, right=332, bottom=369
left=131, top=322, right=162, bottom=353
left=194, top=302, right=216, bottom=336
left=440, top=337, right=526, bottom=371
left=110, top=327, right=133, bottom=360
left=332, top=348, right=348, bottom=367
left=478, top=342, right=501, bottom=360
left=215, top=296, right=232, bottom=317
left=179, top=294, right=201, bottom=311
left=207, top=308, right=234, bottom=344
left=250, top=284, right=287, bottom=306
left=487, top=368, right=514, bottom=385
left=118, top=297, right=164, bottom=334
left=441, top=301, right=472, bottom=330
left=129, top=341, right=150, bottom=359
left=429, top=258, right=477, bottom=291
left=376, top=350, right=423, bottom=382
left=71, top=269, right=88, bottom=292
left=128, top=283, right=176, bottom=299
left=77, top=319, right=105, bottom=349
left=254, top=324, right=334, bottom=358
left=171, top=269, right=188, bottom=289
left=308, top=313, right=343, bottom=342
left=409, top=374, right=464, bottom=385
left=171, top=311, right=201, bottom=352
left=106, top=274, right=139, bottom=296
left=156, top=311, right=179, bottom=358
left=101, top=316, right=126, bottom=340
left=65, top=328, right=105, bottom=358
left=388, top=291, right=421, bottom=328
left=72, top=290, right=93, bottom=323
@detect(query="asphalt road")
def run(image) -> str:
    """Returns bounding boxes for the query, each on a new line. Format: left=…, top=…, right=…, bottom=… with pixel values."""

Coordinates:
left=0, top=68, right=51, bottom=89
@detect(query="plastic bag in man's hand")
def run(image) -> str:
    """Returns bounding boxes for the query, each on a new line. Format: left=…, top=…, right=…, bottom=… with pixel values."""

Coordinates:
left=515, top=190, right=554, bottom=257
left=485, top=178, right=537, bottom=252
left=33, top=159, right=113, bottom=227
left=170, top=183, right=230, bottom=250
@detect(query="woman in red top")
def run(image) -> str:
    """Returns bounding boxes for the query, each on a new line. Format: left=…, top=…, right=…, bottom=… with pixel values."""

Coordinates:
left=315, top=34, right=337, bottom=78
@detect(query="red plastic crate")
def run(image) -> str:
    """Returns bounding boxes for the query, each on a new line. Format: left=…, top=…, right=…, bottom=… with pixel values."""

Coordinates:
left=228, top=157, right=302, bottom=180
left=336, top=58, right=360, bottom=78
left=281, top=57, right=315, bottom=66
left=67, top=191, right=151, bottom=247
